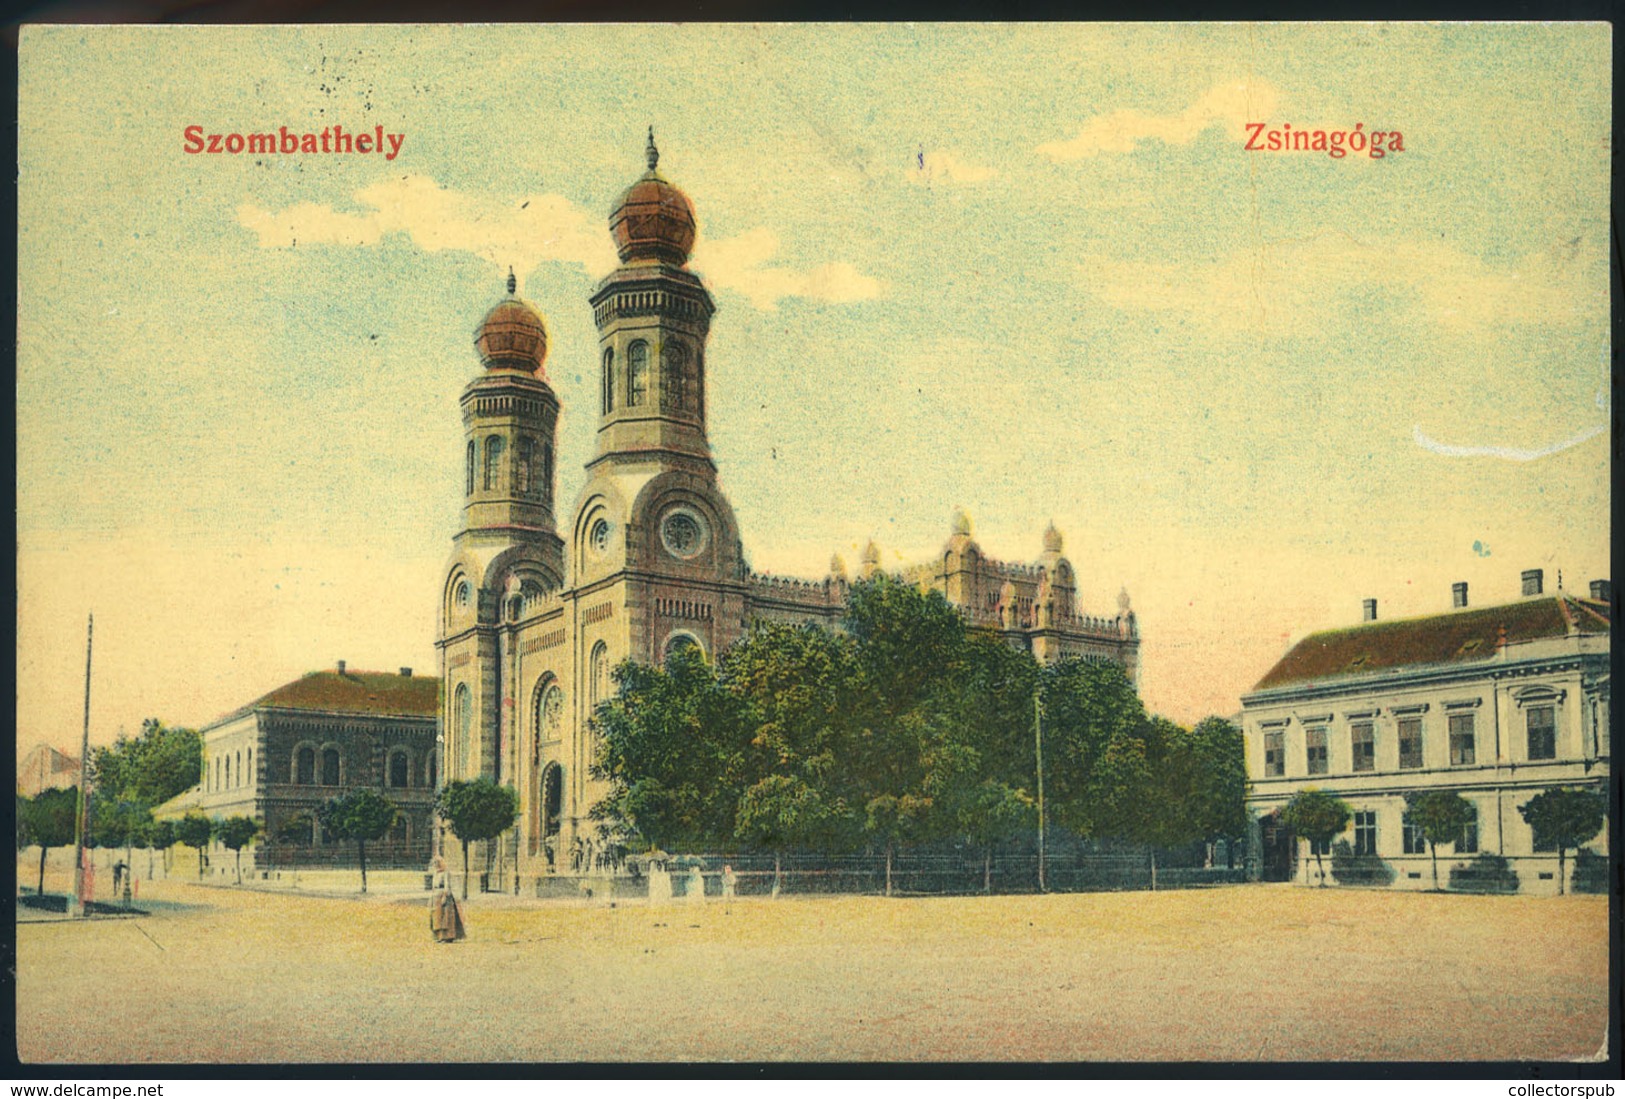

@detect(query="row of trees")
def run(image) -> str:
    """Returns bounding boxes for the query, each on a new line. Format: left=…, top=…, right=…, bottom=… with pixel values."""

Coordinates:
left=1282, top=785, right=1607, bottom=893
left=592, top=576, right=1248, bottom=892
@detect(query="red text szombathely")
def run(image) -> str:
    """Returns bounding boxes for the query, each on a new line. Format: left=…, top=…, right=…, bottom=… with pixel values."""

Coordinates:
left=184, top=125, right=405, bottom=160
left=1244, top=123, right=1404, bottom=159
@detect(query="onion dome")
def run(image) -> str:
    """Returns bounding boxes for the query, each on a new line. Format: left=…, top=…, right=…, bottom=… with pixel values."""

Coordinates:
left=475, top=268, right=548, bottom=372
left=608, top=128, right=697, bottom=266
left=1043, top=522, right=1063, bottom=555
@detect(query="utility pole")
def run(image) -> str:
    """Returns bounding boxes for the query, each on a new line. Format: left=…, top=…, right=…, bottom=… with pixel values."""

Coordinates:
left=1035, top=687, right=1047, bottom=893
left=70, top=614, right=93, bottom=918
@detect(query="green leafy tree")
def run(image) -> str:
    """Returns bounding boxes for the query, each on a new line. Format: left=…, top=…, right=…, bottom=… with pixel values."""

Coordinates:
left=1403, top=790, right=1477, bottom=891
left=215, top=816, right=261, bottom=885
left=1519, top=787, right=1607, bottom=895
left=736, top=774, right=847, bottom=894
left=1280, top=789, right=1352, bottom=887
left=1039, top=659, right=1150, bottom=840
left=140, top=817, right=176, bottom=878
left=90, top=720, right=203, bottom=806
left=593, top=646, right=750, bottom=851
left=18, top=787, right=79, bottom=896
left=90, top=794, right=153, bottom=892
left=320, top=790, right=397, bottom=892
left=1184, top=717, right=1249, bottom=852
left=436, top=778, right=519, bottom=899
left=174, top=812, right=215, bottom=880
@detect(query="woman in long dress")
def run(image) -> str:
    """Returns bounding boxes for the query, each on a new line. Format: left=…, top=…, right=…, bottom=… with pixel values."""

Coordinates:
left=429, top=856, right=465, bottom=943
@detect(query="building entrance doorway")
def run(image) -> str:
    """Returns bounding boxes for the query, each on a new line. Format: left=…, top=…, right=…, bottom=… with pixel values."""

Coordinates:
left=1260, top=810, right=1296, bottom=882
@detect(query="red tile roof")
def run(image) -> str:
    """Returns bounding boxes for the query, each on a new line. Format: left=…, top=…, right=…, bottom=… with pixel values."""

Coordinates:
left=1252, top=595, right=1610, bottom=693
left=227, top=670, right=441, bottom=722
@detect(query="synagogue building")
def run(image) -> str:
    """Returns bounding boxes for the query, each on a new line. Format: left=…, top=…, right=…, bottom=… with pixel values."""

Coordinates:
left=437, top=134, right=1140, bottom=882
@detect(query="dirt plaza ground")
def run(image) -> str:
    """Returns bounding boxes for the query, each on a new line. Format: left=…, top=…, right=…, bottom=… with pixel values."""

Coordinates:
left=14, top=866, right=1611, bottom=1064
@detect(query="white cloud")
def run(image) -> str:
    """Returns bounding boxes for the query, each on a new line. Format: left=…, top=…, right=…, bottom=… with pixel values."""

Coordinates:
left=692, top=227, right=885, bottom=311
left=1081, top=232, right=1600, bottom=332
left=1039, top=80, right=1281, bottom=161
left=239, top=177, right=883, bottom=311
left=238, top=175, right=619, bottom=279
left=905, top=148, right=997, bottom=186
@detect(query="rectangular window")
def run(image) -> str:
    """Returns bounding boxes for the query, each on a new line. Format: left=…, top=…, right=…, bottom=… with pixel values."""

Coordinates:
left=1458, top=804, right=1478, bottom=854
left=1403, top=820, right=1427, bottom=855
left=1353, top=811, right=1377, bottom=856
left=1263, top=731, right=1285, bottom=777
left=1526, top=705, right=1556, bottom=760
left=1448, top=713, right=1476, bottom=766
left=1305, top=727, right=1328, bottom=775
left=1350, top=722, right=1375, bottom=772
left=1308, top=837, right=1330, bottom=857
left=1398, top=717, right=1424, bottom=769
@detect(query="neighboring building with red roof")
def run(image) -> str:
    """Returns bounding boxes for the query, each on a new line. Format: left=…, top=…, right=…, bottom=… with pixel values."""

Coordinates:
left=190, top=662, right=440, bottom=875
left=17, top=743, right=81, bottom=796
left=1240, top=570, right=1610, bottom=894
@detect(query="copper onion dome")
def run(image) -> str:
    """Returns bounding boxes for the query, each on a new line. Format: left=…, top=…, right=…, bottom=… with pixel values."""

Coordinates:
left=608, top=128, right=697, bottom=266
left=475, top=268, right=548, bottom=372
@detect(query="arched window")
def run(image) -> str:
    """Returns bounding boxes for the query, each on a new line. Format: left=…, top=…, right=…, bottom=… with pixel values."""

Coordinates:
left=388, top=749, right=410, bottom=789
left=627, top=341, right=648, bottom=407
left=664, top=633, right=702, bottom=666
left=542, top=442, right=553, bottom=506
left=295, top=745, right=315, bottom=785
left=590, top=642, right=610, bottom=707
left=320, top=746, right=341, bottom=786
left=483, top=435, right=505, bottom=491
left=454, top=683, right=473, bottom=777
left=601, top=347, right=615, bottom=414
left=236, top=750, right=242, bottom=787
left=466, top=440, right=475, bottom=496
left=534, top=681, right=564, bottom=744
left=661, top=342, right=688, bottom=412
left=425, top=751, right=437, bottom=790
left=224, top=756, right=231, bottom=789
left=515, top=436, right=535, bottom=496
left=696, top=350, right=705, bottom=419
left=246, top=748, right=252, bottom=784
left=543, top=763, right=563, bottom=837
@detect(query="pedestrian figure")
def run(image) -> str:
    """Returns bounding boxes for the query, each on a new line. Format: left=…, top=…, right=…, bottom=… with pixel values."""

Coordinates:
left=647, top=860, right=672, bottom=906
left=721, top=864, right=737, bottom=900
left=429, top=856, right=465, bottom=944
left=685, top=865, right=705, bottom=904
left=112, top=861, right=126, bottom=898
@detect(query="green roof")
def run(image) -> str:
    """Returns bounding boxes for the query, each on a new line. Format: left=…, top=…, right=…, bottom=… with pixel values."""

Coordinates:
left=218, top=670, right=441, bottom=724
left=1252, top=595, right=1610, bottom=693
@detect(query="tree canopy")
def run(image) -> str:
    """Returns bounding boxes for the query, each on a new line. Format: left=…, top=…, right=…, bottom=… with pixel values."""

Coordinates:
left=590, top=576, right=1247, bottom=892
left=1403, top=790, right=1476, bottom=891
left=321, top=789, right=397, bottom=892
left=1280, top=789, right=1351, bottom=887
left=437, top=778, right=519, bottom=899
left=215, top=816, right=261, bottom=885
left=18, top=787, right=80, bottom=896
left=174, top=812, right=215, bottom=880
left=1519, top=787, right=1606, bottom=895
left=90, top=720, right=203, bottom=807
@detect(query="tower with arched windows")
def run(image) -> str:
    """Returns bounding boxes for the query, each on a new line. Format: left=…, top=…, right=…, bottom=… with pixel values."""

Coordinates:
left=434, top=134, right=1139, bottom=890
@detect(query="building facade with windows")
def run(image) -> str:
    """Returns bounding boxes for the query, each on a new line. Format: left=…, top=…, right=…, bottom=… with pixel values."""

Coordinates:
left=437, top=134, right=1140, bottom=887
left=181, top=665, right=439, bottom=873
left=1240, top=573, right=1610, bottom=893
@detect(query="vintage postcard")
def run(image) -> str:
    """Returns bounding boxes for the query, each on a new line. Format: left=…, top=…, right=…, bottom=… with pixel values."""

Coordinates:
left=14, top=23, right=1612, bottom=1069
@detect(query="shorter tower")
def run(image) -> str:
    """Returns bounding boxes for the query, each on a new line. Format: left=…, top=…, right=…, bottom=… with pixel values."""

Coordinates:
left=440, top=273, right=566, bottom=790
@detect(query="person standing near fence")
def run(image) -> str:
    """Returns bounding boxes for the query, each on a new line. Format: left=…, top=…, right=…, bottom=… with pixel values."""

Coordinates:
left=721, top=864, right=737, bottom=900
left=429, top=856, right=465, bottom=944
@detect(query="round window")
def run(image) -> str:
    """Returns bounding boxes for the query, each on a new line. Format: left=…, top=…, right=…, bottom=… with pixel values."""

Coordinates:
left=660, top=507, right=708, bottom=559
left=455, top=581, right=471, bottom=608
left=590, top=518, right=611, bottom=555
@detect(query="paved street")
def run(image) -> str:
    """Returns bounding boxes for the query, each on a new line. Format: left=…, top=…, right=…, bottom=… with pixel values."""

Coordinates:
left=15, top=869, right=1610, bottom=1063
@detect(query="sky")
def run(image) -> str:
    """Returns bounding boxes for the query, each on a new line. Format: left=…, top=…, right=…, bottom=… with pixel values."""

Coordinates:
left=16, top=23, right=1612, bottom=760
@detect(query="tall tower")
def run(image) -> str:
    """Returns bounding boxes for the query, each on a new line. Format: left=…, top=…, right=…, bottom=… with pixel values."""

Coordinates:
left=439, top=272, right=565, bottom=785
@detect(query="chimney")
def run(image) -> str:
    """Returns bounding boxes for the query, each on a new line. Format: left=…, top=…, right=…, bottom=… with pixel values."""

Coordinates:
left=1521, top=569, right=1544, bottom=597
left=1451, top=582, right=1468, bottom=609
left=1361, top=598, right=1378, bottom=622
left=336, top=660, right=347, bottom=675
left=399, top=667, right=413, bottom=678
left=1590, top=579, right=1612, bottom=603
